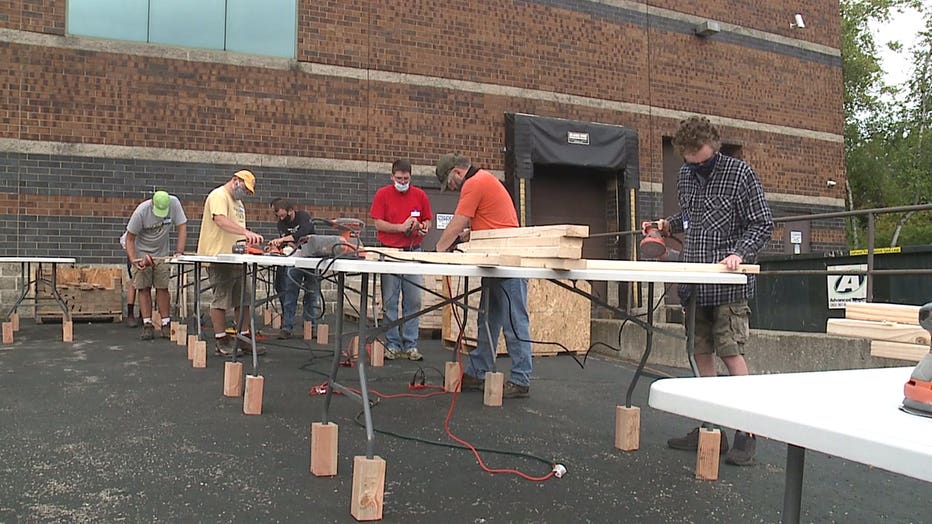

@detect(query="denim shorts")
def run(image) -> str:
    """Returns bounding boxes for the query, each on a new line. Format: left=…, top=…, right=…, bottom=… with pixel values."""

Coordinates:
left=684, top=300, right=750, bottom=357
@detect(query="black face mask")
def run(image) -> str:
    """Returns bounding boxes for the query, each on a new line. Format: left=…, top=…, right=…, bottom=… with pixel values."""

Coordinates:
left=687, top=153, right=718, bottom=177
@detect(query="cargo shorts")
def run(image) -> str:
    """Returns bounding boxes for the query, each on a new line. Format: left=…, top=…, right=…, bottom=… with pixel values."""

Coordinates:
left=207, top=264, right=248, bottom=310
left=684, top=300, right=750, bottom=357
left=133, top=259, right=171, bottom=290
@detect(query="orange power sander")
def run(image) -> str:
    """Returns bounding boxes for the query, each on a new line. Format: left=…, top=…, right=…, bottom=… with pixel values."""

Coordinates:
left=902, top=302, right=932, bottom=417
left=639, top=222, right=680, bottom=261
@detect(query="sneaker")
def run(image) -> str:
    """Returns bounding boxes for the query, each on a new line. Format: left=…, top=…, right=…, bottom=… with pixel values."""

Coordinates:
left=407, top=348, right=424, bottom=361
left=724, top=431, right=757, bottom=466
left=502, top=381, right=530, bottom=399
left=141, top=324, right=155, bottom=340
left=125, top=315, right=139, bottom=328
left=384, top=347, right=404, bottom=360
left=459, top=373, right=484, bottom=392
left=214, top=335, right=239, bottom=357
left=277, top=329, right=292, bottom=340
left=161, top=325, right=172, bottom=339
left=667, top=427, right=729, bottom=453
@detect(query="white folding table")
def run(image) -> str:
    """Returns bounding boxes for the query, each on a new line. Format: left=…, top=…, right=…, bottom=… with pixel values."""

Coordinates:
left=649, top=366, right=932, bottom=523
left=1, top=257, right=77, bottom=323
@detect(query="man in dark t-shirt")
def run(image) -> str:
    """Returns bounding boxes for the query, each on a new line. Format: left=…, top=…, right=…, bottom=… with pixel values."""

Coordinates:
left=270, top=198, right=319, bottom=338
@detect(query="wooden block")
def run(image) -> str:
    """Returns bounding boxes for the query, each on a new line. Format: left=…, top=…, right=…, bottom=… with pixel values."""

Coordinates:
left=444, top=361, right=462, bottom=392
left=193, top=341, right=207, bottom=368
left=63, top=320, right=73, bottom=342
left=223, top=361, right=244, bottom=397
left=370, top=339, right=384, bottom=367
left=695, top=428, right=721, bottom=480
left=10, top=313, right=19, bottom=332
left=176, top=325, right=187, bottom=346
left=827, top=318, right=929, bottom=345
left=844, top=302, right=920, bottom=325
left=151, top=311, right=161, bottom=327
left=870, top=340, right=930, bottom=362
left=483, top=371, right=503, bottom=407
left=187, top=334, right=197, bottom=360
left=2, top=322, right=12, bottom=344
left=263, top=308, right=272, bottom=326
left=243, top=375, right=264, bottom=415
left=349, top=336, right=359, bottom=359
left=316, top=323, right=329, bottom=344
left=310, top=422, right=339, bottom=476
left=614, top=406, right=640, bottom=451
left=350, top=455, right=386, bottom=521
left=170, top=321, right=179, bottom=343
left=469, top=224, right=590, bottom=240
left=271, top=313, right=281, bottom=329
left=304, top=321, right=313, bottom=341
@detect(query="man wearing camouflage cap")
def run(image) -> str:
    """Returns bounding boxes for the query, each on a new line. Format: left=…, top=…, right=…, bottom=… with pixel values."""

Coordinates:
left=434, top=153, right=532, bottom=399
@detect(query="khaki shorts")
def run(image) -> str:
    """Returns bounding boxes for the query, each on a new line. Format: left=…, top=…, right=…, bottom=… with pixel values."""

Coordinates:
left=684, top=300, right=750, bottom=358
left=133, top=259, right=171, bottom=290
left=207, top=264, right=247, bottom=310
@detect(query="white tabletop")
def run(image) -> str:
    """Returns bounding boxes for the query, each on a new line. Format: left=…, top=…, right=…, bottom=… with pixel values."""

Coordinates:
left=649, top=367, right=932, bottom=483
left=175, top=254, right=748, bottom=285
left=0, top=257, right=77, bottom=264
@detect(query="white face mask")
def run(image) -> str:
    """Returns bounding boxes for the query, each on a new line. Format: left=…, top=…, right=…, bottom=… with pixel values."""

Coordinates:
left=394, top=182, right=410, bottom=193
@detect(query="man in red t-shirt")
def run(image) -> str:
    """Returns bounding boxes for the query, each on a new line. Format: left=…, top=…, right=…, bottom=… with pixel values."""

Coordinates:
left=434, top=153, right=532, bottom=399
left=370, top=159, right=433, bottom=361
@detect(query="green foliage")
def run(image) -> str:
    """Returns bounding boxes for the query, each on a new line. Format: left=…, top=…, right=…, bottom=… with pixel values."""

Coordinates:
left=842, top=0, right=932, bottom=247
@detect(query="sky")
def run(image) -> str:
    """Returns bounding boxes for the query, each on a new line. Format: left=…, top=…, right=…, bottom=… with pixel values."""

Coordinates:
left=869, top=3, right=928, bottom=93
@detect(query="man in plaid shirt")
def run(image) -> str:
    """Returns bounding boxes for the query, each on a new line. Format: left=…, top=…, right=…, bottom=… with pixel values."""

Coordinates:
left=644, top=115, right=773, bottom=466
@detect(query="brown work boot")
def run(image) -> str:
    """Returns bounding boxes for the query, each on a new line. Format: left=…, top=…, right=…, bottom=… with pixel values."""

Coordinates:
left=502, top=381, right=530, bottom=399
left=214, top=335, right=239, bottom=357
left=140, top=323, right=155, bottom=341
left=724, top=431, right=757, bottom=466
left=459, top=373, right=484, bottom=391
left=160, top=324, right=171, bottom=339
left=125, top=315, right=139, bottom=328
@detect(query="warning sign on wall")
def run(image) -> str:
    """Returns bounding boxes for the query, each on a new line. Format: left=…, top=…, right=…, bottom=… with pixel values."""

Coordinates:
left=827, top=264, right=867, bottom=309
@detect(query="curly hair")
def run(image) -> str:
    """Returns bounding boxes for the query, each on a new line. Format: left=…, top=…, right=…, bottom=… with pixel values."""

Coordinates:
left=672, top=115, right=721, bottom=156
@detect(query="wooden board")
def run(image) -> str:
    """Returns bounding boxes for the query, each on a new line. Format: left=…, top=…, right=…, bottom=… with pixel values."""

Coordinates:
left=826, top=318, right=930, bottom=346
left=459, top=242, right=583, bottom=260
left=35, top=266, right=123, bottom=322
left=584, top=259, right=760, bottom=274
left=364, top=249, right=521, bottom=267
left=845, top=302, right=920, bottom=325
left=870, top=340, right=929, bottom=362
left=442, top=278, right=590, bottom=356
left=468, top=224, right=590, bottom=240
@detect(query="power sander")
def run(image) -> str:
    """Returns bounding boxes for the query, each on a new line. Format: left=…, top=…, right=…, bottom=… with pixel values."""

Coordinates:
left=639, top=222, right=680, bottom=261
left=901, top=302, right=932, bottom=417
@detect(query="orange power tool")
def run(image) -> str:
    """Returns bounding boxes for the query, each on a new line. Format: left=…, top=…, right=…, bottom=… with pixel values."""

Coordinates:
left=902, top=302, right=932, bottom=417
left=639, top=222, right=668, bottom=260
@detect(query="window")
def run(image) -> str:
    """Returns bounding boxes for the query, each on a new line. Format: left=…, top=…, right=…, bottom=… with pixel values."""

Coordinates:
left=67, top=0, right=297, bottom=58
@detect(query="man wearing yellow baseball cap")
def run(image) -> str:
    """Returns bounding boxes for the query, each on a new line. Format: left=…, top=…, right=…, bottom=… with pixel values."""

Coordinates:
left=197, top=169, right=265, bottom=356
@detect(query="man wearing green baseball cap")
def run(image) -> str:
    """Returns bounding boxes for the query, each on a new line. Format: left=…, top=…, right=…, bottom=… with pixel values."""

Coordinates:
left=125, top=190, right=188, bottom=341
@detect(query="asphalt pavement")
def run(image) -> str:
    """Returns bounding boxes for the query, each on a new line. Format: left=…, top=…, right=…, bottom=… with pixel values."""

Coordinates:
left=0, top=320, right=929, bottom=523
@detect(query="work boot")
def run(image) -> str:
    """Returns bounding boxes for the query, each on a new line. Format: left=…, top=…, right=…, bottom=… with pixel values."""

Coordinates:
left=725, top=431, right=757, bottom=466
left=502, top=381, right=530, bottom=399
left=125, top=315, right=139, bottom=328
left=214, top=335, right=239, bottom=357
left=459, top=373, right=484, bottom=392
left=140, top=323, right=155, bottom=341
left=667, top=427, right=729, bottom=453
left=160, top=324, right=172, bottom=339
left=277, top=329, right=292, bottom=340
left=407, top=348, right=424, bottom=361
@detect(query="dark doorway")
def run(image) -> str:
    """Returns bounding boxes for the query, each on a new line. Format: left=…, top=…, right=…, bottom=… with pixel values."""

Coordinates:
left=421, top=187, right=461, bottom=252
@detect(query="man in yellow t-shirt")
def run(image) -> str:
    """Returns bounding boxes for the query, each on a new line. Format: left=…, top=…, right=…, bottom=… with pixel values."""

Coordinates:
left=196, top=169, right=265, bottom=356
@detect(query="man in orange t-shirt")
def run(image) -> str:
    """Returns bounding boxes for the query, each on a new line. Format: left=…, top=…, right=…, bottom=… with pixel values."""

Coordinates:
left=435, top=153, right=532, bottom=399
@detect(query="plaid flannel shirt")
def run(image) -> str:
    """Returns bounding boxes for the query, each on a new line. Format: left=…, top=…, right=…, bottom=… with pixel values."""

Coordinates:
left=665, top=153, right=773, bottom=306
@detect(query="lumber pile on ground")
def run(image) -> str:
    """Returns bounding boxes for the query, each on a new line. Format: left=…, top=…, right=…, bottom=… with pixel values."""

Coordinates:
left=35, top=265, right=123, bottom=323
left=826, top=303, right=929, bottom=362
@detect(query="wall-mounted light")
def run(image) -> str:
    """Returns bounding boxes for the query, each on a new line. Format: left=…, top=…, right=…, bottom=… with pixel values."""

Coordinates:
left=694, top=20, right=721, bottom=37
left=827, top=179, right=837, bottom=188
left=791, top=13, right=806, bottom=29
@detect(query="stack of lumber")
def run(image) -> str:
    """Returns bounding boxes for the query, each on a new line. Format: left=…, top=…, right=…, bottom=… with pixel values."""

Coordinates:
left=457, top=224, right=589, bottom=270
left=35, top=265, right=123, bottom=322
left=826, top=302, right=929, bottom=362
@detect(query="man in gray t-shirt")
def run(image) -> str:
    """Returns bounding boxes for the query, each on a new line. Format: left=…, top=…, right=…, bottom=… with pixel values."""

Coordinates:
left=125, top=190, right=187, bottom=340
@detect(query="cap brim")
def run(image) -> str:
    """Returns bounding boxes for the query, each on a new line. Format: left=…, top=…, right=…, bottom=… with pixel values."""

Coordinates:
left=153, top=207, right=169, bottom=218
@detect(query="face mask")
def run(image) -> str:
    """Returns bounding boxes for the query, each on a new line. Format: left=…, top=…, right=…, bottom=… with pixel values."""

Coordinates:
left=233, top=182, right=250, bottom=201
left=394, top=182, right=410, bottom=193
left=687, top=153, right=718, bottom=177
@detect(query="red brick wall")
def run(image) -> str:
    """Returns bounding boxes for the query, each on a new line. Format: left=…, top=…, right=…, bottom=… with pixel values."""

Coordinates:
left=0, top=0, right=65, bottom=35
